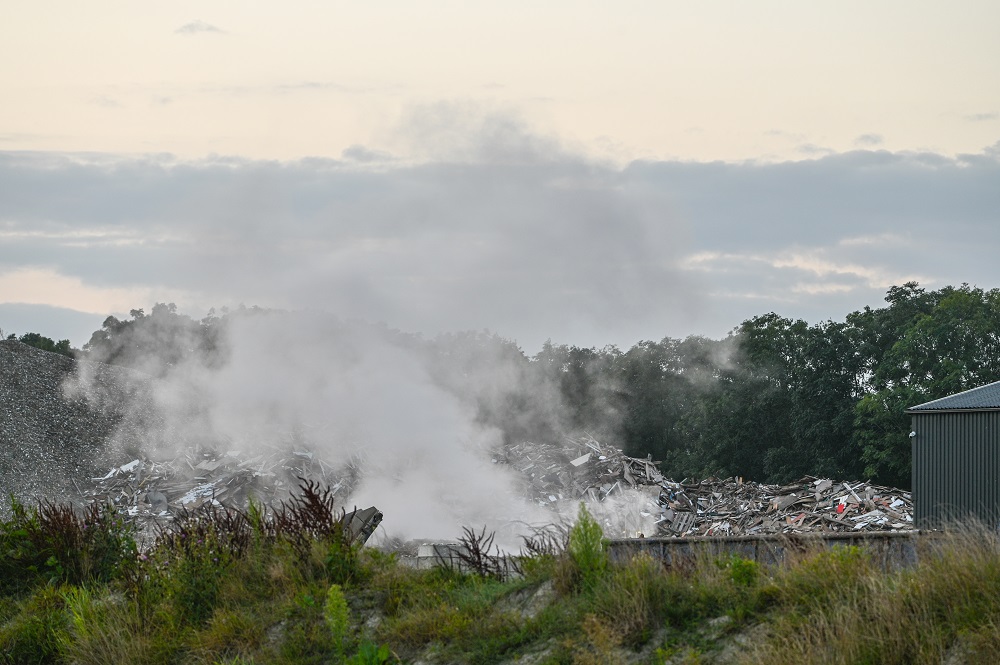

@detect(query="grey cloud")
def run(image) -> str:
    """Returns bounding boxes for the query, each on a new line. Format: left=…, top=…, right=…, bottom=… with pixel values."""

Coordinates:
left=625, top=148, right=999, bottom=252
left=174, top=20, right=225, bottom=35
left=393, top=101, right=569, bottom=164
left=797, top=143, right=835, bottom=156
left=2, top=129, right=999, bottom=349
left=341, top=145, right=394, bottom=163
left=0, top=139, right=692, bottom=349
left=964, top=112, right=998, bottom=122
left=623, top=145, right=1000, bottom=326
left=854, top=133, right=884, bottom=146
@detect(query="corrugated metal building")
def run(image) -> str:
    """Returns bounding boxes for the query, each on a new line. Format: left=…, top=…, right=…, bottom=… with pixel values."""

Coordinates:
left=908, top=381, right=1000, bottom=528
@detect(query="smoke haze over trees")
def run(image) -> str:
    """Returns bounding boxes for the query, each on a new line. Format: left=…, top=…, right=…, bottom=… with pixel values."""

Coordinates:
left=54, top=282, right=1000, bottom=491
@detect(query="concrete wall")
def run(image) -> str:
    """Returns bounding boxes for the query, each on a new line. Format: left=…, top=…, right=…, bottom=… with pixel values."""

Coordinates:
left=402, top=531, right=937, bottom=576
left=606, top=531, right=926, bottom=569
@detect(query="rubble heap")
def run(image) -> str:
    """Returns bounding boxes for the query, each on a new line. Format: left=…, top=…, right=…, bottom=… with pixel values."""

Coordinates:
left=503, top=435, right=913, bottom=536
left=503, top=434, right=663, bottom=506
left=83, top=447, right=360, bottom=519
left=82, top=434, right=913, bottom=539
left=652, top=476, right=912, bottom=536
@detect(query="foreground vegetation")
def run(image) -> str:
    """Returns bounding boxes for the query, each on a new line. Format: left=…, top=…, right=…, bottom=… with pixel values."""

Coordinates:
left=2, top=488, right=999, bottom=665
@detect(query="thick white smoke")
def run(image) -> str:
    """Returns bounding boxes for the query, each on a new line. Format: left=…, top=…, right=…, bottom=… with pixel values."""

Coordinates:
left=96, top=310, right=552, bottom=543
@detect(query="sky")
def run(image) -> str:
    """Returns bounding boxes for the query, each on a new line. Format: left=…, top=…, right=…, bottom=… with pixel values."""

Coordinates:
left=2, top=1, right=999, bottom=353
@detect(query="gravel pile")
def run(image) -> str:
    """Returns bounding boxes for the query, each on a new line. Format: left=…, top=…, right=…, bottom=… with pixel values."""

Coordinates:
left=0, top=340, right=156, bottom=510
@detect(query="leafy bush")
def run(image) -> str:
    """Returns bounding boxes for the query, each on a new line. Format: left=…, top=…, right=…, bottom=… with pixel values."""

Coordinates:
left=16, top=332, right=74, bottom=357
left=155, top=512, right=236, bottom=627
left=325, top=583, right=350, bottom=656
left=347, top=640, right=394, bottom=664
left=590, top=552, right=663, bottom=643
left=567, top=503, right=607, bottom=592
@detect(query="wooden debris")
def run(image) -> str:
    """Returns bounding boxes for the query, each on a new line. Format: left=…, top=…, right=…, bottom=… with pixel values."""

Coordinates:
left=502, top=435, right=913, bottom=537
left=80, top=446, right=352, bottom=525
left=81, top=433, right=914, bottom=540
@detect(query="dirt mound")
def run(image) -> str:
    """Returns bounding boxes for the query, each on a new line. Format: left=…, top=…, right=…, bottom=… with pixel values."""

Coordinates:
left=0, top=340, right=156, bottom=508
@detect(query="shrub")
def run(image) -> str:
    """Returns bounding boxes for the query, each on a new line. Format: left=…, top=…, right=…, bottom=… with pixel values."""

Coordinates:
left=739, top=529, right=1000, bottom=664
left=187, top=607, right=264, bottom=663
left=347, top=641, right=394, bottom=664
left=723, top=555, right=760, bottom=588
left=160, top=525, right=230, bottom=627
left=325, top=583, right=350, bottom=656
left=567, top=504, right=607, bottom=592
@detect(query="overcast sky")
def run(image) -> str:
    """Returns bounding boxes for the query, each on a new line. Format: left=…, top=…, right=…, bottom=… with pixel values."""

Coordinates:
left=2, top=1, right=999, bottom=352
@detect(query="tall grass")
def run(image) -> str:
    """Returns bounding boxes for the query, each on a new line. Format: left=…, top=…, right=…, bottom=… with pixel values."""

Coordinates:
left=741, top=525, right=1000, bottom=665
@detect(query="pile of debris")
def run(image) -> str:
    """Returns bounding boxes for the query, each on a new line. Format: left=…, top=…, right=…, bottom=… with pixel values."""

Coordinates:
left=652, top=476, right=912, bottom=536
left=82, top=447, right=361, bottom=523
left=502, top=434, right=663, bottom=507
left=83, top=433, right=913, bottom=539
left=502, top=435, right=913, bottom=537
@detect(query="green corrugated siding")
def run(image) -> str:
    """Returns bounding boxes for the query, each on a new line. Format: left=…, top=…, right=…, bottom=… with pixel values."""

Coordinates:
left=912, top=411, right=1000, bottom=528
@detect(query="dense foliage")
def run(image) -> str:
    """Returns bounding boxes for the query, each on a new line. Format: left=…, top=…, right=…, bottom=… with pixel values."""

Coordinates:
left=3, top=332, right=74, bottom=358
left=81, top=302, right=231, bottom=374
left=50, top=282, right=1000, bottom=489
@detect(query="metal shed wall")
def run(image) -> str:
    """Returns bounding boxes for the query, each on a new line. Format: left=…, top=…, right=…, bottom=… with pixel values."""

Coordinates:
left=911, top=411, right=1000, bottom=528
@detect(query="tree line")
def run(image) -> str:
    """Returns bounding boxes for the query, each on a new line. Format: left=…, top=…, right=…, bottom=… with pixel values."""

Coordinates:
left=3, top=331, right=74, bottom=357
left=10, top=283, right=1000, bottom=489
left=429, top=283, right=1000, bottom=490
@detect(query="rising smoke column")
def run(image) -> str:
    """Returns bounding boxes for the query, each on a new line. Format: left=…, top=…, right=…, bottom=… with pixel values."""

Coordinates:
left=80, top=309, right=551, bottom=543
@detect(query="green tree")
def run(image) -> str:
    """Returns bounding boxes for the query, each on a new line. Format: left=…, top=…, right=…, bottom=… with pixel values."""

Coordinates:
left=82, top=302, right=225, bottom=374
left=853, top=284, right=1000, bottom=486
left=786, top=320, right=866, bottom=480
left=614, top=338, right=691, bottom=464
left=16, top=332, right=75, bottom=358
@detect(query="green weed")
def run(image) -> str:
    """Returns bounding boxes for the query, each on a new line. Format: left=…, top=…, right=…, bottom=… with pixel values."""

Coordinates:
left=567, top=504, right=607, bottom=592
left=324, top=583, right=350, bottom=656
left=346, top=640, right=394, bottom=664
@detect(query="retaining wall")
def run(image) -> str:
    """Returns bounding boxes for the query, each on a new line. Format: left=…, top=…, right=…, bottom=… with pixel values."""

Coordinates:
left=606, top=531, right=929, bottom=569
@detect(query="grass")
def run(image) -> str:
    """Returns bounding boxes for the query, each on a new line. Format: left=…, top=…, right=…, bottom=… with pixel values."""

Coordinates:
left=740, top=528, right=1000, bottom=664
left=1, top=489, right=999, bottom=664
